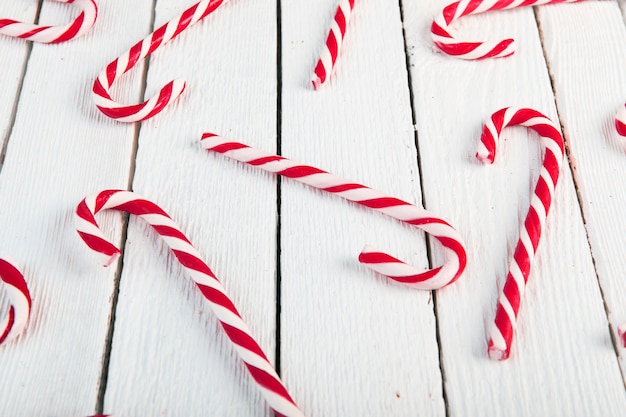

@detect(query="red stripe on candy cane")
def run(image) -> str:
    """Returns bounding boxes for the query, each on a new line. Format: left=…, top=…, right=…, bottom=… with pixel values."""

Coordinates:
left=312, top=0, right=356, bottom=89
left=0, top=258, right=31, bottom=345
left=201, top=133, right=467, bottom=290
left=477, top=107, right=564, bottom=360
left=75, top=190, right=304, bottom=417
left=92, top=0, right=225, bottom=123
left=431, top=0, right=583, bottom=60
left=0, top=0, right=97, bottom=44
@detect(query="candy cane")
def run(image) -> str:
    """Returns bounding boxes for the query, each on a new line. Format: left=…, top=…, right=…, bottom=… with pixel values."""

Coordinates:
left=92, top=0, right=225, bottom=122
left=0, top=258, right=31, bottom=345
left=311, top=0, right=356, bottom=89
left=201, top=133, right=467, bottom=289
left=0, top=0, right=97, bottom=44
left=75, top=190, right=304, bottom=417
left=477, top=107, right=564, bottom=360
left=431, top=0, right=582, bottom=60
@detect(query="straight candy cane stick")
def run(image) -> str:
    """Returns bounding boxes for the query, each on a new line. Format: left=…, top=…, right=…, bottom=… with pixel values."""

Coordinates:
left=201, top=133, right=467, bottom=289
left=0, top=0, right=97, bottom=44
left=312, top=0, right=356, bottom=89
left=477, top=107, right=564, bottom=360
left=75, top=190, right=304, bottom=417
left=92, top=0, right=225, bottom=123
left=431, top=0, right=583, bottom=60
left=0, top=258, right=31, bottom=345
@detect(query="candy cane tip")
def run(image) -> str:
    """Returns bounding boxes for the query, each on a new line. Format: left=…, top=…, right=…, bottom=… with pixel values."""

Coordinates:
left=475, top=150, right=494, bottom=164
left=311, top=76, right=323, bottom=91
left=487, top=342, right=509, bottom=361
left=360, top=244, right=376, bottom=254
left=103, top=252, right=121, bottom=268
left=615, top=105, right=626, bottom=137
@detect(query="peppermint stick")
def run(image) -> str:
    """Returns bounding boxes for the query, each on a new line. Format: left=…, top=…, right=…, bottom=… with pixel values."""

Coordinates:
left=477, top=107, right=564, bottom=360
left=312, top=0, right=356, bottom=89
left=201, top=133, right=467, bottom=289
left=431, top=0, right=582, bottom=60
left=75, top=190, right=304, bottom=417
left=0, top=258, right=31, bottom=345
left=92, top=0, right=225, bottom=122
left=0, top=0, right=97, bottom=44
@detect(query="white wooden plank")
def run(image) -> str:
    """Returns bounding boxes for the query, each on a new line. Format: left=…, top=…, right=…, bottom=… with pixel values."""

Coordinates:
left=402, top=0, right=626, bottom=415
left=99, top=1, right=279, bottom=415
left=0, top=1, right=35, bottom=153
left=280, top=1, right=445, bottom=416
left=0, top=1, right=154, bottom=415
left=538, top=0, right=626, bottom=380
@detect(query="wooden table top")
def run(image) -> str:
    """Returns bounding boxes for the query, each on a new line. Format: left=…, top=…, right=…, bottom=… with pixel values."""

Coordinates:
left=0, top=0, right=625, bottom=416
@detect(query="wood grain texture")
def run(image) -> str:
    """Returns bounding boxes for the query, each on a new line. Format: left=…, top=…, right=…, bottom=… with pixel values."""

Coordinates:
left=538, top=0, right=626, bottom=380
left=0, top=1, right=625, bottom=416
left=402, top=0, right=626, bottom=415
left=0, top=1, right=35, bottom=159
left=0, top=1, right=155, bottom=416
left=99, top=0, right=280, bottom=416
left=280, top=0, right=445, bottom=416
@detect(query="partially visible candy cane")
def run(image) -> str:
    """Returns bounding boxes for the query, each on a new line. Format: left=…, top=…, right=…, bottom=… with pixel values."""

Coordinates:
left=431, top=0, right=582, bottom=60
left=201, top=133, right=467, bottom=289
left=0, top=0, right=97, bottom=44
left=0, top=258, right=31, bottom=345
left=92, top=0, right=225, bottom=122
left=477, top=107, right=564, bottom=360
left=75, top=190, right=304, bottom=417
left=311, top=0, right=356, bottom=89
left=615, top=105, right=626, bottom=137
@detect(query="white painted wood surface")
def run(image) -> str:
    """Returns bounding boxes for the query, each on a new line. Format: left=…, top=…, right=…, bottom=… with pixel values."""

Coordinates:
left=0, top=1, right=624, bottom=416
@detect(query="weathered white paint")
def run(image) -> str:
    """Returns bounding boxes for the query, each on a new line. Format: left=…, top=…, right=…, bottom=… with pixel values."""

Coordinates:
left=402, top=0, right=626, bottom=415
left=0, top=0, right=624, bottom=416
left=99, top=0, right=280, bottom=416
left=280, top=1, right=444, bottom=416
left=0, top=1, right=36, bottom=155
left=538, top=0, right=626, bottom=379
left=0, top=1, right=153, bottom=416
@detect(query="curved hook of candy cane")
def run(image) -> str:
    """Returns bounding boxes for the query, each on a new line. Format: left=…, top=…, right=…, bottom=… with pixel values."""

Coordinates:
left=75, top=190, right=305, bottom=417
left=0, top=0, right=97, bottom=44
left=431, top=0, right=581, bottom=60
left=477, top=107, right=564, bottom=360
left=201, top=133, right=468, bottom=290
left=92, top=0, right=224, bottom=123
left=311, top=0, right=356, bottom=90
left=0, top=258, right=32, bottom=345
left=615, top=104, right=626, bottom=137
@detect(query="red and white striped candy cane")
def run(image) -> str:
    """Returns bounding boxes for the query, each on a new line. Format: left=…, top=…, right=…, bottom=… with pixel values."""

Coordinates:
left=92, top=0, right=225, bottom=123
left=477, top=107, right=564, bottom=360
left=431, top=0, right=582, bottom=60
left=201, top=133, right=467, bottom=289
left=311, top=0, right=356, bottom=89
left=0, top=258, right=31, bottom=345
left=75, top=190, right=304, bottom=417
left=615, top=104, right=626, bottom=137
left=0, top=0, right=97, bottom=44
